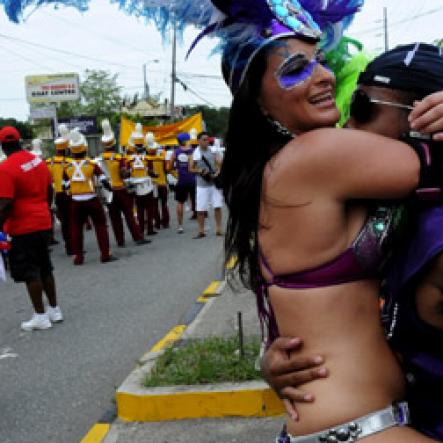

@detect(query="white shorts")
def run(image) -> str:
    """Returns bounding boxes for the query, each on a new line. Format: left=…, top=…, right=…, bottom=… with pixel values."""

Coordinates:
left=196, top=186, right=223, bottom=212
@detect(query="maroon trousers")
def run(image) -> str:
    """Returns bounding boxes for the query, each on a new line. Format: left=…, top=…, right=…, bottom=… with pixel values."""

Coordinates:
left=55, top=192, right=72, bottom=254
left=155, top=185, right=170, bottom=229
left=107, top=189, right=142, bottom=246
left=71, top=197, right=111, bottom=262
left=135, top=192, right=156, bottom=236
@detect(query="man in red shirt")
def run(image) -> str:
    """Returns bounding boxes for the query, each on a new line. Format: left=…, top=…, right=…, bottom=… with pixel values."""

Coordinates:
left=0, top=126, right=63, bottom=331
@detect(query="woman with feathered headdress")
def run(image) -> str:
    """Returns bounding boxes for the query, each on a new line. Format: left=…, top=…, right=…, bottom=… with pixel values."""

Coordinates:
left=170, top=2, right=431, bottom=441
left=1, top=1, right=436, bottom=441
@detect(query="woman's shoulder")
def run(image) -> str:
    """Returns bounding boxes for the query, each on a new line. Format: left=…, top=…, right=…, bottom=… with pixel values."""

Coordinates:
left=280, top=127, right=400, bottom=163
left=272, top=128, right=343, bottom=166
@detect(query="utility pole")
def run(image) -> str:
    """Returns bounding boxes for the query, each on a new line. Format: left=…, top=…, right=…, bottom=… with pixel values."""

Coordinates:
left=170, top=14, right=177, bottom=120
left=383, top=6, right=389, bottom=51
left=143, top=64, right=149, bottom=101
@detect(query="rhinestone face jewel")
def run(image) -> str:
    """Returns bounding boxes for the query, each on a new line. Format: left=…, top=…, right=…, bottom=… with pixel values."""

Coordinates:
left=266, top=0, right=322, bottom=38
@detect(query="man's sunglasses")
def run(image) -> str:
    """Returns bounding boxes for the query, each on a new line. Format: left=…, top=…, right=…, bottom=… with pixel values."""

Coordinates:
left=350, top=89, right=414, bottom=123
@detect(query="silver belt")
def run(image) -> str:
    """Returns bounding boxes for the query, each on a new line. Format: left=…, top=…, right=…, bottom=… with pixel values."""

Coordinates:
left=277, top=402, right=409, bottom=443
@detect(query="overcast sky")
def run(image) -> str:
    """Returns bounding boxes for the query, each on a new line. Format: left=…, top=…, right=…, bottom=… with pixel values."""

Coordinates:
left=1, top=0, right=443, bottom=121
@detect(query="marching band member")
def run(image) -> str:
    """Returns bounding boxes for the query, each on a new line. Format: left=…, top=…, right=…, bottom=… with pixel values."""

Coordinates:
left=46, top=124, right=72, bottom=254
left=64, top=128, right=116, bottom=265
left=98, top=119, right=148, bottom=247
left=145, top=132, right=170, bottom=229
left=126, top=124, right=157, bottom=237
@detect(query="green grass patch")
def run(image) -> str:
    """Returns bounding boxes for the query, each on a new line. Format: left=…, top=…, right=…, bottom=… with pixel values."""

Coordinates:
left=144, top=336, right=262, bottom=387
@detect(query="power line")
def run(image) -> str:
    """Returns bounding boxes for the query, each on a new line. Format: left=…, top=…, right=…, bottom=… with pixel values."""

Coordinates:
left=176, top=77, right=218, bottom=107
left=0, top=43, right=55, bottom=71
left=0, top=97, right=26, bottom=102
left=0, top=32, right=141, bottom=70
left=178, top=72, right=223, bottom=80
left=353, top=6, right=443, bottom=36
left=3, top=37, right=91, bottom=71
left=45, top=10, right=160, bottom=58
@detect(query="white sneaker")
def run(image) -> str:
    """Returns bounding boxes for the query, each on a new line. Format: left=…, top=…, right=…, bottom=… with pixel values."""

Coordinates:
left=47, top=306, right=63, bottom=323
left=177, top=226, right=184, bottom=234
left=21, top=313, right=52, bottom=331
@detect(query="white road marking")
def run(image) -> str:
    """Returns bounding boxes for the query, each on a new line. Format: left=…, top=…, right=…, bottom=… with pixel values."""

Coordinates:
left=0, top=347, right=18, bottom=360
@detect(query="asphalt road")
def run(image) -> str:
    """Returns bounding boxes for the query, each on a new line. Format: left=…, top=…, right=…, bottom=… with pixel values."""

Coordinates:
left=0, top=206, right=225, bottom=443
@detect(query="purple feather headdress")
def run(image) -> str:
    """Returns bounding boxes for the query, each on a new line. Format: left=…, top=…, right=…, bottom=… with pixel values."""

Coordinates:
left=0, top=0, right=364, bottom=93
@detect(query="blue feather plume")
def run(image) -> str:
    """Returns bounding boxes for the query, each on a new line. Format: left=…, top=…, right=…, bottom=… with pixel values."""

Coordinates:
left=1, top=0, right=365, bottom=84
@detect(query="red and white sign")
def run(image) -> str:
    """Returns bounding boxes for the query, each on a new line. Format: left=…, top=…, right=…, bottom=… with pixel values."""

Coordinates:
left=25, top=73, right=80, bottom=104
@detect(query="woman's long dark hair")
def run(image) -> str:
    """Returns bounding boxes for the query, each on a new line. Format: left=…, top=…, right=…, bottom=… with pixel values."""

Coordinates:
left=221, top=46, right=291, bottom=293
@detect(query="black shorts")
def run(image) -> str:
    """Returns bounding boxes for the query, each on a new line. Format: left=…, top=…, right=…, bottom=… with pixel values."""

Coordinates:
left=9, top=230, right=53, bottom=283
left=174, top=184, right=195, bottom=203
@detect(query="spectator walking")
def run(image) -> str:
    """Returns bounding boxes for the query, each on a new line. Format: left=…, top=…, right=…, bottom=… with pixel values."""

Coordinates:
left=190, top=132, right=224, bottom=238
left=0, top=126, right=63, bottom=331
left=167, top=132, right=196, bottom=233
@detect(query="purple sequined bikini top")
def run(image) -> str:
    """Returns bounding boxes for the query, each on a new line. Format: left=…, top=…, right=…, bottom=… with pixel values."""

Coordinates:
left=257, top=204, right=405, bottom=341
left=260, top=205, right=404, bottom=289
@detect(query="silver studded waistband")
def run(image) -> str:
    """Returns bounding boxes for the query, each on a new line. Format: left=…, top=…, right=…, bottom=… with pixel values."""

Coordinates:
left=276, top=402, right=410, bottom=443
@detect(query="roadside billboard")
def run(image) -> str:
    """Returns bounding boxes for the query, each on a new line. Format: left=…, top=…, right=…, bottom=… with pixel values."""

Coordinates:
left=25, top=73, right=80, bottom=104
left=52, top=116, right=98, bottom=136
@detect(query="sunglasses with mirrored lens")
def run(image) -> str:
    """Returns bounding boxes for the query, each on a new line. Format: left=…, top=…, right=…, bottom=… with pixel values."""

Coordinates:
left=350, top=89, right=414, bottom=124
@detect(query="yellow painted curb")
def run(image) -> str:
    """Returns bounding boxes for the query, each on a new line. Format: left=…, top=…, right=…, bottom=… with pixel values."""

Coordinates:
left=150, top=325, right=187, bottom=352
left=117, top=385, right=285, bottom=422
left=197, top=296, right=210, bottom=303
left=80, top=423, right=110, bottom=443
left=202, top=280, right=222, bottom=296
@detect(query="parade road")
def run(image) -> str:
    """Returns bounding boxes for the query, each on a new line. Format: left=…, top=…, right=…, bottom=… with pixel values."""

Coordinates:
left=0, top=214, right=225, bottom=443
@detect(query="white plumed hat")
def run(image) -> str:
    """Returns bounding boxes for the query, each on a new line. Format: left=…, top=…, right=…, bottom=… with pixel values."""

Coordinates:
left=145, top=131, right=158, bottom=150
left=68, top=127, right=88, bottom=154
left=101, top=119, right=116, bottom=149
left=189, top=127, right=198, bottom=141
left=54, top=123, right=69, bottom=151
left=130, top=122, right=145, bottom=146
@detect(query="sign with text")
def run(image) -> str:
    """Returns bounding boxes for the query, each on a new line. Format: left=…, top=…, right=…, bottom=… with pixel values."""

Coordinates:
left=25, top=73, right=80, bottom=104
left=30, top=105, right=57, bottom=120
left=52, top=116, right=98, bottom=136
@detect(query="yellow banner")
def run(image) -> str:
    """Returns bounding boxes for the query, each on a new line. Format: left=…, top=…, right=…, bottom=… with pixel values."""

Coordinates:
left=119, top=113, right=204, bottom=147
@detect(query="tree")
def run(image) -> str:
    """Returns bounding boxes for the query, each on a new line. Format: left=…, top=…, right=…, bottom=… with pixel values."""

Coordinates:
left=56, top=69, right=122, bottom=126
left=183, top=105, right=230, bottom=137
left=0, top=118, right=34, bottom=140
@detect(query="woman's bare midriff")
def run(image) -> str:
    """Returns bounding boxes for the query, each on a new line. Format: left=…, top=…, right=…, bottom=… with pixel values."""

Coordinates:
left=268, top=280, right=435, bottom=441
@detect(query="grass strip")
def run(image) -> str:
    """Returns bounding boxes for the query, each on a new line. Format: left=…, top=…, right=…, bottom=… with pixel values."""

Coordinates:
left=144, top=336, right=262, bottom=387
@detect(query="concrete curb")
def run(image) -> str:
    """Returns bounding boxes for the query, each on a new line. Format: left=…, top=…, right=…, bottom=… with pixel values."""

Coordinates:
left=117, top=379, right=283, bottom=422
left=115, top=278, right=285, bottom=422
left=81, top=267, right=284, bottom=439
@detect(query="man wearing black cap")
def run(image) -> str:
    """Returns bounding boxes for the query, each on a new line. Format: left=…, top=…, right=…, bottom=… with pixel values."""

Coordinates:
left=259, top=43, right=443, bottom=440
left=0, top=126, right=63, bottom=331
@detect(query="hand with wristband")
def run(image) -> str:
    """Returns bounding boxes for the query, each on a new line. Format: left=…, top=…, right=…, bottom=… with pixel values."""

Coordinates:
left=0, top=231, right=10, bottom=252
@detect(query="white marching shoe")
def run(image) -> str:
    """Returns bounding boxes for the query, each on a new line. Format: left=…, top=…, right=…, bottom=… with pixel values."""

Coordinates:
left=21, top=313, right=52, bottom=331
left=47, top=306, right=63, bottom=323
